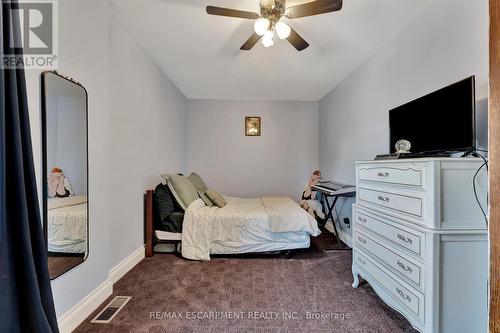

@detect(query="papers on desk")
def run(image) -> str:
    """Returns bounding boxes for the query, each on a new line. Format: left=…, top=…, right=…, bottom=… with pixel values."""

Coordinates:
left=312, top=181, right=356, bottom=196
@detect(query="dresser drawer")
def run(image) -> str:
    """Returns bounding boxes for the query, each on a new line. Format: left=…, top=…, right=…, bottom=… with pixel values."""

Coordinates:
left=354, top=209, right=423, bottom=256
left=358, top=165, right=423, bottom=188
left=354, top=230, right=423, bottom=287
left=358, top=187, right=423, bottom=217
left=354, top=251, right=424, bottom=322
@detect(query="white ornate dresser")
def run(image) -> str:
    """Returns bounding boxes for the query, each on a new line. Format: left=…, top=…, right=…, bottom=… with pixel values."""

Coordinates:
left=352, top=158, right=488, bottom=333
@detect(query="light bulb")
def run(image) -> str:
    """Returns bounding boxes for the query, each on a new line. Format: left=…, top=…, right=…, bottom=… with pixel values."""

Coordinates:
left=261, top=30, right=274, bottom=48
left=254, top=18, right=270, bottom=36
left=275, top=21, right=291, bottom=40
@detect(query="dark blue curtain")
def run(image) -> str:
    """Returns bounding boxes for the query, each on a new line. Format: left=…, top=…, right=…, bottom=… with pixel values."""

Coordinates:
left=0, top=0, right=59, bottom=332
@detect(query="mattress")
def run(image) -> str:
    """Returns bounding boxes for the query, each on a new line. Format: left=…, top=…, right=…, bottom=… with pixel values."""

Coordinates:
left=209, top=217, right=311, bottom=255
left=155, top=212, right=308, bottom=252
left=182, top=197, right=320, bottom=260
left=47, top=196, right=87, bottom=254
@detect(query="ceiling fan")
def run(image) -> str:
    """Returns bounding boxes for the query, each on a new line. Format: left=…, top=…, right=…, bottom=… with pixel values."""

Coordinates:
left=206, top=0, right=343, bottom=51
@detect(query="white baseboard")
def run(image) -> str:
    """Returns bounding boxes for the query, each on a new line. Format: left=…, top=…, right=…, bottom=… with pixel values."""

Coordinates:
left=109, top=245, right=145, bottom=284
left=57, top=278, right=113, bottom=333
left=325, top=220, right=353, bottom=248
left=58, top=244, right=145, bottom=333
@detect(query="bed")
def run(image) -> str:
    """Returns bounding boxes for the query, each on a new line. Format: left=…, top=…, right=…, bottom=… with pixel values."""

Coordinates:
left=47, top=195, right=88, bottom=254
left=144, top=188, right=320, bottom=261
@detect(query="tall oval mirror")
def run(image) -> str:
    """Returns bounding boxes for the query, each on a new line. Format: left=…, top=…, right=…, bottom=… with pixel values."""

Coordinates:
left=42, top=71, right=88, bottom=279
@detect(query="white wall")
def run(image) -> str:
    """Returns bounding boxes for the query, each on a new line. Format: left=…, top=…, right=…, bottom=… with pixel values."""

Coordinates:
left=108, top=13, right=188, bottom=267
left=25, top=0, right=188, bottom=320
left=187, top=100, right=319, bottom=200
left=318, top=0, right=489, bottom=234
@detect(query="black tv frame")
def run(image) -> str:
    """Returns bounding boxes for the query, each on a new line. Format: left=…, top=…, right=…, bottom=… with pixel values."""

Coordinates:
left=388, top=76, right=477, bottom=156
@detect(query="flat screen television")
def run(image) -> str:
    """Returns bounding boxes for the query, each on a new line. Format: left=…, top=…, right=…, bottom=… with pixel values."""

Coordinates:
left=389, top=76, right=476, bottom=155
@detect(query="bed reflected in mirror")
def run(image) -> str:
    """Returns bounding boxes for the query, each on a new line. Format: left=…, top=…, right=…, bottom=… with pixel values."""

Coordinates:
left=42, top=71, right=88, bottom=279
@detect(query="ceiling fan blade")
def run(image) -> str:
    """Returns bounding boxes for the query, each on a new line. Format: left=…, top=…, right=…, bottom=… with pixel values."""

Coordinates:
left=287, top=28, right=309, bottom=51
left=206, top=6, right=260, bottom=19
left=241, top=33, right=262, bottom=50
left=286, top=0, right=343, bottom=19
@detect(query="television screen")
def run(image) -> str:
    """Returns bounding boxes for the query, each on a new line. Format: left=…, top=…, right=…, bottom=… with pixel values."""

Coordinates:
left=389, top=76, right=476, bottom=154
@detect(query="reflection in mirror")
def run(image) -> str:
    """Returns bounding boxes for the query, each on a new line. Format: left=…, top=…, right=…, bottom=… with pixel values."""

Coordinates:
left=42, top=71, right=88, bottom=279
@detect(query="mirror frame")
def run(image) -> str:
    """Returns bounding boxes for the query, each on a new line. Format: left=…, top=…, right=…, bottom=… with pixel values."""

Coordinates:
left=41, top=70, right=89, bottom=279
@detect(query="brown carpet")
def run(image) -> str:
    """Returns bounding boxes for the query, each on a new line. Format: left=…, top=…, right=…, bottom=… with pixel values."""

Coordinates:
left=74, top=240, right=417, bottom=333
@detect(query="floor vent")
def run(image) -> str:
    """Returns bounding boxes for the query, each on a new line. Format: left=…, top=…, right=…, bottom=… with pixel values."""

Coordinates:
left=91, top=296, right=131, bottom=324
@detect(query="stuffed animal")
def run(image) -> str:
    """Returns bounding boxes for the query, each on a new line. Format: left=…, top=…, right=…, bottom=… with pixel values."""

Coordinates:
left=300, top=170, right=325, bottom=222
left=47, top=167, right=74, bottom=198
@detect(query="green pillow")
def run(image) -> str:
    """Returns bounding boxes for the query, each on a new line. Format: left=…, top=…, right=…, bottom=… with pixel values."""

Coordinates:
left=206, top=190, right=227, bottom=208
left=167, top=175, right=199, bottom=210
left=198, top=191, right=214, bottom=207
left=187, top=172, right=208, bottom=192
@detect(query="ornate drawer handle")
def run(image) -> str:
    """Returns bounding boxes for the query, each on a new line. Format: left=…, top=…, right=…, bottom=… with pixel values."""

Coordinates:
left=397, top=260, right=413, bottom=273
left=358, top=216, right=367, bottom=223
left=397, top=233, right=413, bottom=244
left=377, top=195, right=390, bottom=203
left=396, top=288, right=412, bottom=303
left=377, top=172, right=390, bottom=178
left=357, top=257, right=366, bottom=265
left=357, top=236, right=367, bottom=245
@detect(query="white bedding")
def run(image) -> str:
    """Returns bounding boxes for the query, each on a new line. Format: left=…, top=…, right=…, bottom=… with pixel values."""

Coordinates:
left=181, top=197, right=320, bottom=261
left=262, top=196, right=320, bottom=233
left=47, top=196, right=87, bottom=254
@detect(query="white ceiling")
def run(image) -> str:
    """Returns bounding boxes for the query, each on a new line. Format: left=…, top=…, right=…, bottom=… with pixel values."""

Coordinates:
left=110, top=0, right=432, bottom=101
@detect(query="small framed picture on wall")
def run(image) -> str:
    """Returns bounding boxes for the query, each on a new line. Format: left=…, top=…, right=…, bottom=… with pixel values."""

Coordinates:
left=245, top=116, right=261, bottom=136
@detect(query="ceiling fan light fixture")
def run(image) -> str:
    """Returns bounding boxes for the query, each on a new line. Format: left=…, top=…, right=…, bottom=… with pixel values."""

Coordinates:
left=254, top=18, right=270, bottom=36
left=275, top=21, right=291, bottom=39
left=261, top=30, right=274, bottom=47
